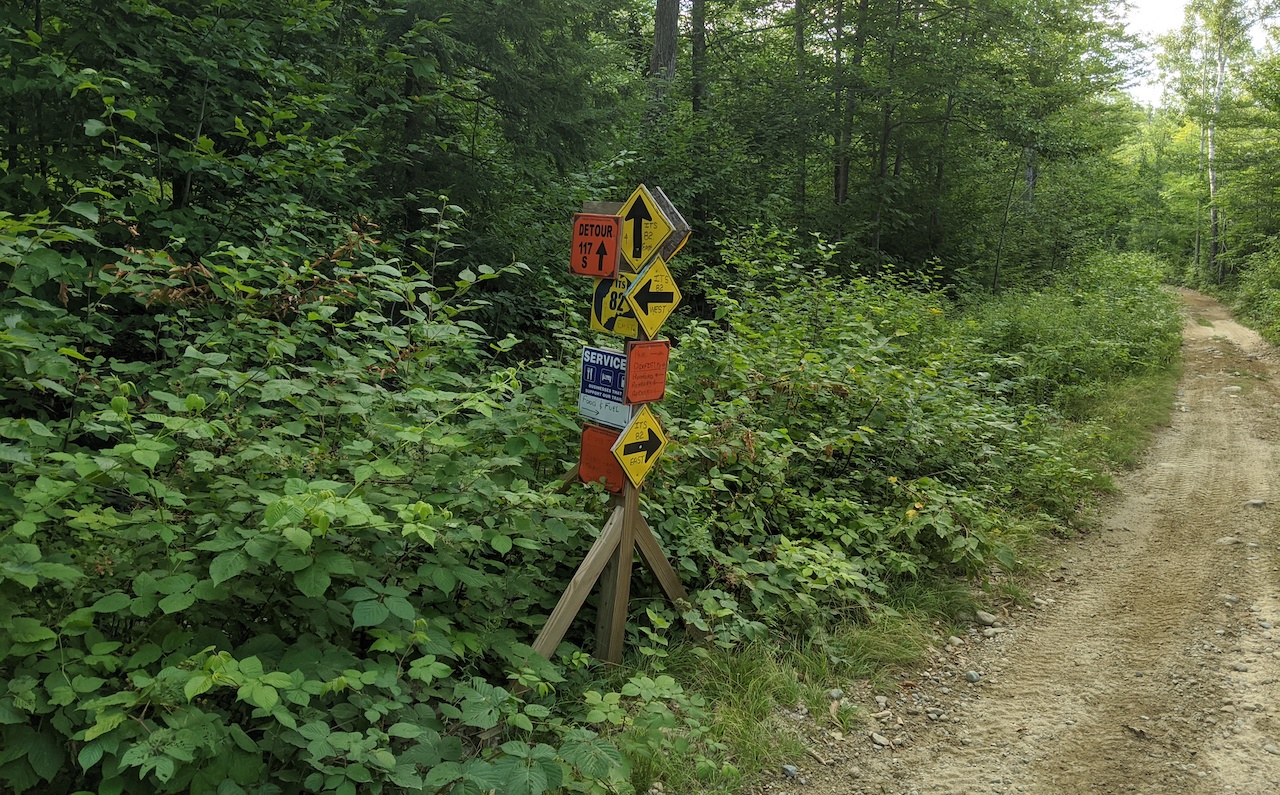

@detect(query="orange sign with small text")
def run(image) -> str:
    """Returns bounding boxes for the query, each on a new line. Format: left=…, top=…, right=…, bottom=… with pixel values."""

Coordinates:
left=624, top=339, right=670, bottom=405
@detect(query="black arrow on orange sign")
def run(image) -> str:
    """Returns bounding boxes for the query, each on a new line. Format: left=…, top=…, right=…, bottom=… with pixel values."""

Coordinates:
left=625, top=196, right=652, bottom=260
left=622, top=428, right=663, bottom=462
left=595, top=241, right=609, bottom=272
left=632, top=279, right=674, bottom=313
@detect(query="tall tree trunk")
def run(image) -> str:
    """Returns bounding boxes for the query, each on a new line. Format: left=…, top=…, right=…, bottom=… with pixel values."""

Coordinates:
left=869, top=99, right=893, bottom=255
left=650, top=0, right=679, bottom=85
left=691, top=0, right=706, bottom=114
left=690, top=0, right=708, bottom=223
left=1023, top=146, right=1038, bottom=203
left=834, top=0, right=869, bottom=207
left=870, top=0, right=903, bottom=257
left=928, top=92, right=957, bottom=252
left=993, top=151, right=1025, bottom=294
left=1208, top=38, right=1227, bottom=282
left=929, top=8, right=972, bottom=251
left=1195, top=125, right=1205, bottom=272
left=794, top=0, right=807, bottom=219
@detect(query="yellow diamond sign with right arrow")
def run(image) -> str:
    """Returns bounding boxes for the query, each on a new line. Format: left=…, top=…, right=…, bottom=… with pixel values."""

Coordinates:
left=618, top=184, right=674, bottom=272
left=612, top=404, right=668, bottom=486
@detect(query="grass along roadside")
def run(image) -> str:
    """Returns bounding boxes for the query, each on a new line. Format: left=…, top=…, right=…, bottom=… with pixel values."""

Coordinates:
left=626, top=580, right=977, bottom=794
left=622, top=357, right=1182, bottom=795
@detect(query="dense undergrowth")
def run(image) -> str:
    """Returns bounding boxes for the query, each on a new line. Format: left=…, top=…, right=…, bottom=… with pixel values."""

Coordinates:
left=1230, top=240, right=1280, bottom=345
left=0, top=200, right=1180, bottom=794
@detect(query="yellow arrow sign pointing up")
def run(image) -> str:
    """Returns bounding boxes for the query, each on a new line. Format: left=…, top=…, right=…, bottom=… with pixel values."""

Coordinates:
left=618, top=184, right=674, bottom=272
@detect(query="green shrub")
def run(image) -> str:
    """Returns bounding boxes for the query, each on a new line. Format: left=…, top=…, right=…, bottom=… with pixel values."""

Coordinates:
left=0, top=206, right=1183, bottom=794
left=1234, top=238, right=1280, bottom=342
left=0, top=201, right=653, bottom=794
left=958, top=251, right=1181, bottom=415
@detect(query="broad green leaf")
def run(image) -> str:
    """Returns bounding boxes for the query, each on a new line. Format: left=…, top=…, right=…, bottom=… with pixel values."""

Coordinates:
left=351, top=600, right=389, bottom=628
left=429, top=567, right=456, bottom=594
left=260, top=671, right=292, bottom=687
left=131, top=449, right=160, bottom=470
left=78, top=741, right=105, bottom=770
left=91, top=592, right=131, bottom=613
left=65, top=202, right=99, bottom=223
left=294, top=564, right=331, bottom=598
left=9, top=617, right=56, bottom=643
left=185, top=674, right=215, bottom=701
left=238, top=656, right=265, bottom=677
left=27, top=729, right=64, bottom=781
left=561, top=734, right=625, bottom=779
left=282, top=525, right=312, bottom=552
left=490, top=756, right=555, bottom=795
left=0, top=444, right=31, bottom=465
left=298, top=721, right=330, bottom=741
left=33, top=562, right=83, bottom=583
left=92, top=592, right=131, bottom=613
left=459, top=700, right=499, bottom=730
left=84, top=710, right=127, bottom=741
left=421, top=762, right=463, bottom=788
left=507, top=713, right=533, bottom=732
left=158, top=591, right=195, bottom=614
left=386, top=722, right=424, bottom=739
left=372, top=460, right=406, bottom=477
left=246, top=682, right=279, bottom=710
left=210, top=550, right=248, bottom=585
left=383, top=596, right=414, bottom=621
left=72, top=675, right=106, bottom=693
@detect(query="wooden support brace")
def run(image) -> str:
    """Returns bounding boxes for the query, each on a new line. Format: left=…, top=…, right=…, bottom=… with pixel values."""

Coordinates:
left=635, top=515, right=707, bottom=639
left=634, top=515, right=691, bottom=607
left=530, top=506, right=624, bottom=659
left=595, top=481, right=640, bottom=662
left=550, top=462, right=580, bottom=495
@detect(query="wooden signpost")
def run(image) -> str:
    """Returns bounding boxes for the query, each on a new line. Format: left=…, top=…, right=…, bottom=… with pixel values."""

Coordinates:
left=532, top=185, right=693, bottom=664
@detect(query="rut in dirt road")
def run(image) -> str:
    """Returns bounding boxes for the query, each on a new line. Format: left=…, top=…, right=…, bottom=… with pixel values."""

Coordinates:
left=793, top=291, right=1280, bottom=795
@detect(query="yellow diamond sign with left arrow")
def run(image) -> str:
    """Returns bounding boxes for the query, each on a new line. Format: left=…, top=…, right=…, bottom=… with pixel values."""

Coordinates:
left=618, top=184, right=674, bottom=272
left=612, top=405, right=668, bottom=486
left=624, top=256, right=682, bottom=339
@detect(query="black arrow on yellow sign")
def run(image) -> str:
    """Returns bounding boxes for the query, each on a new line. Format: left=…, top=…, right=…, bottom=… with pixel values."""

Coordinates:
left=632, top=280, right=674, bottom=314
left=624, top=196, right=652, bottom=261
left=622, top=428, right=663, bottom=462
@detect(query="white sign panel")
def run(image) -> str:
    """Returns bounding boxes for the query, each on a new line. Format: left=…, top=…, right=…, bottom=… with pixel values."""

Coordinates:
left=579, top=347, right=632, bottom=429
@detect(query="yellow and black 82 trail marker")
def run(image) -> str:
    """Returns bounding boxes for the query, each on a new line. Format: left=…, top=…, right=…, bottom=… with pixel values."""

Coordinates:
left=590, top=271, right=638, bottom=338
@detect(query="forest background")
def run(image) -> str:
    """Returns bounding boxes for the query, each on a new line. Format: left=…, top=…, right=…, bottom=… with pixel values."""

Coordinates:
left=3, top=1, right=1280, bottom=794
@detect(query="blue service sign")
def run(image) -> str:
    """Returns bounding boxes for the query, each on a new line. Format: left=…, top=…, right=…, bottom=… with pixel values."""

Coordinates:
left=579, top=346, right=632, bottom=429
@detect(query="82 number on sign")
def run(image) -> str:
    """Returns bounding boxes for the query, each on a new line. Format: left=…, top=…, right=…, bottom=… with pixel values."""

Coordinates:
left=591, top=272, right=638, bottom=338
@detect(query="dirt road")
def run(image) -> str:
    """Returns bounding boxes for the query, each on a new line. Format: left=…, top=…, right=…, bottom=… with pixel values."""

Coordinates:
left=790, top=290, right=1280, bottom=795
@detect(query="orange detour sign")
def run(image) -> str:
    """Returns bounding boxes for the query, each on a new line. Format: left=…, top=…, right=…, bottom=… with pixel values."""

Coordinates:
left=580, top=424, right=626, bottom=493
left=611, top=405, right=668, bottom=486
left=571, top=213, right=621, bottom=278
left=624, top=339, right=670, bottom=405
